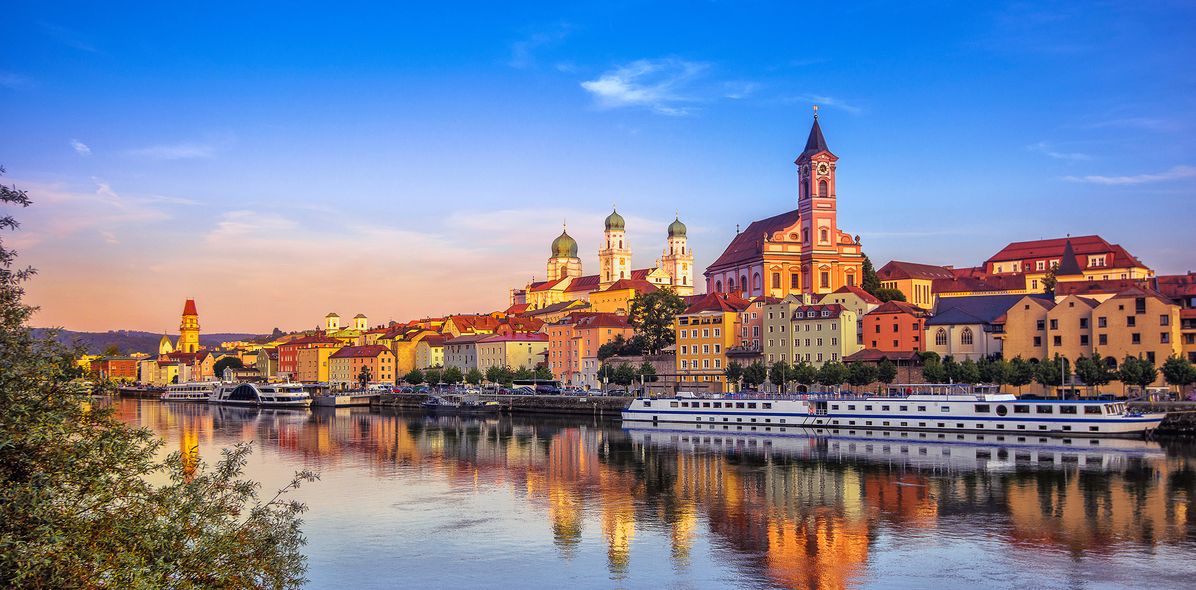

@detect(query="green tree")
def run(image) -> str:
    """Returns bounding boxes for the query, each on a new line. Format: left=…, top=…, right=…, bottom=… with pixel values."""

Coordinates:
left=465, top=368, right=483, bottom=385
left=978, top=358, right=1010, bottom=385
left=1034, top=355, right=1068, bottom=391
left=847, top=362, right=878, bottom=390
left=742, top=361, right=768, bottom=389
left=1118, top=355, right=1158, bottom=394
left=597, top=335, right=627, bottom=361
left=404, top=368, right=425, bottom=385
left=1162, top=355, right=1196, bottom=394
left=102, top=343, right=121, bottom=357
left=357, top=364, right=372, bottom=388
left=534, top=365, right=552, bottom=381
left=485, top=365, right=514, bottom=386
left=955, top=359, right=981, bottom=384
left=768, top=361, right=792, bottom=391
left=921, top=357, right=946, bottom=383
left=213, top=356, right=244, bottom=377
left=513, top=366, right=534, bottom=381
left=817, top=361, right=849, bottom=388
left=1007, top=357, right=1035, bottom=392
left=793, top=361, right=818, bottom=390
left=442, top=366, right=463, bottom=384
left=613, top=363, right=637, bottom=387
left=724, top=361, right=744, bottom=390
left=1074, top=353, right=1114, bottom=395
left=874, top=288, right=906, bottom=302
left=1042, top=268, right=1057, bottom=296
left=627, top=288, right=687, bottom=354
left=860, top=253, right=881, bottom=295
left=0, top=168, right=314, bottom=588
left=424, top=367, right=443, bottom=384
left=876, top=359, right=898, bottom=384
left=638, top=362, right=657, bottom=383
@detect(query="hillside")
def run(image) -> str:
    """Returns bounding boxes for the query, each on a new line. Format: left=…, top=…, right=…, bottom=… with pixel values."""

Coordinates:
left=32, top=329, right=264, bottom=356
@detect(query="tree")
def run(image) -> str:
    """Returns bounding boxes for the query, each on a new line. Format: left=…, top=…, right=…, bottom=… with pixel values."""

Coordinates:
left=874, top=288, right=906, bottom=303
left=847, top=363, right=878, bottom=390
left=1042, top=268, right=1057, bottom=296
left=817, top=361, right=849, bottom=388
left=1034, top=355, right=1068, bottom=391
left=0, top=168, right=313, bottom=588
left=533, top=365, right=552, bottom=381
left=612, top=363, right=637, bottom=387
left=213, top=356, right=244, bottom=377
left=1007, top=357, right=1034, bottom=392
left=876, top=359, right=898, bottom=384
left=921, top=357, right=946, bottom=383
left=424, top=367, right=443, bottom=384
left=724, top=361, right=744, bottom=390
left=860, top=253, right=881, bottom=295
left=102, top=343, right=121, bottom=357
left=742, top=361, right=768, bottom=389
left=1162, top=356, right=1196, bottom=394
left=955, top=359, right=981, bottom=384
left=597, top=335, right=627, bottom=361
left=1074, top=353, right=1114, bottom=395
left=627, top=288, right=687, bottom=354
left=357, top=364, right=372, bottom=388
left=513, top=366, right=534, bottom=381
left=404, top=368, right=425, bottom=385
left=638, top=362, right=657, bottom=383
left=485, top=365, right=514, bottom=386
left=793, top=361, right=818, bottom=390
left=1118, top=355, right=1158, bottom=394
left=978, top=357, right=1010, bottom=385
left=441, top=366, right=463, bottom=384
left=768, top=361, right=792, bottom=392
left=465, top=368, right=483, bottom=386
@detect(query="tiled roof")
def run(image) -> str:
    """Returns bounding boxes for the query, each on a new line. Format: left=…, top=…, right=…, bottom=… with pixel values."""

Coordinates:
left=868, top=300, right=930, bottom=317
left=574, top=313, right=631, bottom=330
left=843, top=349, right=922, bottom=363
left=788, top=304, right=845, bottom=320
left=528, top=278, right=565, bottom=292
left=420, top=335, right=445, bottom=347
left=446, top=314, right=501, bottom=333
left=986, top=234, right=1144, bottom=270
left=564, top=274, right=602, bottom=293
left=682, top=291, right=753, bottom=314
left=707, top=210, right=800, bottom=270
left=831, top=285, right=882, bottom=304
left=1055, top=279, right=1149, bottom=297
left=443, top=334, right=493, bottom=345
left=929, top=294, right=1043, bottom=326
left=1156, top=273, right=1196, bottom=300
left=182, top=299, right=198, bottom=316
left=932, top=273, right=1027, bottom=294
left=1105, top=286, right=1174, bottom=306
left=604, top=278, right=659, bottom=294
left=526, top=300, right=589, bottom=317
left=505, top=303, right=531, bottom=315
left=278, top=335, right=341, bottom=347
left=801, top=116, right=830, bottom=157
left=1055, top=239, right=1084, bottom=276
left=481, top=333, right=549, bottom=343
left=876, top=260, right=955, bottom=281
left=329, top=345, right=391, bottom=359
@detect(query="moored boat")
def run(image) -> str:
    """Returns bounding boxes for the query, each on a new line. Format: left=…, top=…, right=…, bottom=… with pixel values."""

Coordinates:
left=160, top=381, right=219, bottom=402
left=621, top=384, right=1166, bottom=438
left=211, top=382, right=312, bottom=408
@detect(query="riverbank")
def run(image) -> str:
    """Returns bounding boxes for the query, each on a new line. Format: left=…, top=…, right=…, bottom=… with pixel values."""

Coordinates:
left=1129, top=401, right=1196, bottom=436
left=374, top=392, right=630, bottom=417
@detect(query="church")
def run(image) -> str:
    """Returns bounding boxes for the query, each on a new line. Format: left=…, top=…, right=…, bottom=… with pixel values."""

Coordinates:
left=511, top=210, right=695, bottom=310
left=705, top=108, right=865, bottom=297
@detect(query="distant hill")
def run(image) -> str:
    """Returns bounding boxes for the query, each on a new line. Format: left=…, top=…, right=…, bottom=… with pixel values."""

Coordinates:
left=31, top=329, right=264, bottom=356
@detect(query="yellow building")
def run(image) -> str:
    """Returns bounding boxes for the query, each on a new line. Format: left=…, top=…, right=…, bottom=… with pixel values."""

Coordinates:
left=413, top=335, right=445, bottom=369
left=177, top=299, right=201, bottom=354
left=328, top=345, right=396, bottom=388
left=297, top=346, right=338, bottom=383
left=1092, top=289, right=1180, bottom=372
left=475, top=333, right=550, bottom=372
left=675, top=292, right=751, bottom=392
left=984, top=235, right=1154, bottom=291
left=763, top=296, right=861, bottom=366
left=589, top=279, right=659, bottom=315
left=875, top=261, right=955, bottom=309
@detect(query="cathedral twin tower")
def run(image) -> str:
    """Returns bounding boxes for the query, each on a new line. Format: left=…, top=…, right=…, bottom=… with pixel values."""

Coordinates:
left=543, top=209, right=694, bottom=295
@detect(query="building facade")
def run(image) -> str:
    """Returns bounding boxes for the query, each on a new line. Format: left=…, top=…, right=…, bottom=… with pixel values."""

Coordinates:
left=328, top=345, right=396, bottom=387
left=675, top=292, right=751, bottom=392
left=762, top=299, right=861, bottom=366
left=862, top=301, right=930, bottom=353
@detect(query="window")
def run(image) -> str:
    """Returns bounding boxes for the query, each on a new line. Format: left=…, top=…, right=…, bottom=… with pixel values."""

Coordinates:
left=1127, top=316, right=1136, bottom=327
left=1034, top=336, right=1042, bottom=347
left=1084, top=406, right=1102, bottom=415
left=1132, top=333, right=1141, bottom=345
left=1036, top=320, right=1045, bottom=331
left=1013, top=405, right=1029, bottom=414
left=820, top=271, right=829, bottom=289
left=1162, top=333, right=1170, bottom=344
left=1036, top=406, right=1053, bottom=414
left=961, top=328, right=973, bottom=346
left=1080, top=335, right=1089, bottom=346
left=1098, top=316, right=1107, bottom=328
left=1060, top=406, right=1077, bottom=415
left=791, top=274, right=800, bottom=289
left=1098, top=334, right=1107, bottom=346
left=1079, top=318, right=1089, bottom=329
left=818, top=179, right=828, bottom=197
left=935, top=328, right=947, bottom=346
left=975, top=404, right=990, bottom=413
left=771, top=272, right=781, bottom=289
left=1161, top=314, right=1170, bottom=326
left=1053, top=335, right=1062, bottom=346
left=1049, top=319, right=1058, bottom=330
left=820, top=228, right=829, bottom=242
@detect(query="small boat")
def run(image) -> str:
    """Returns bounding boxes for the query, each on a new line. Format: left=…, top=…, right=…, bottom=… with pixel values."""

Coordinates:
left=160, top=381, right=218, bottom=402
left=457, top=399, right=501, bottom=414
left=421, top=395, right=457, bottom=412
left=211, top=382, right=312, bottom=408
left=313, top=389, right=378, bottom=407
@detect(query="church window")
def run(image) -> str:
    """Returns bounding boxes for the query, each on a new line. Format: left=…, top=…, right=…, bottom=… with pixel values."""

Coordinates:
left=683, top=276, right=688, bottom=285
left=772, top=272, right=781, bottom=289
left=818, top=180, right=828, bottom=197
left=846, top=274, right=855, bottom=287
left=753, top=273, right=762, bottom=291
left=620, top=271, right=625, bottom=279
left=619, top=240, right=623, bottom=249
left=741, top=275, right=748, bottom=291
left=716, top=280, right=723, bottom=292
left=961, top=328, right=974, bottom=346
left=820, top=271, right=829, bottom=289
left=820, top=229, right=829, bottom=243
left=802, top=228, right=809, bottom=243
left=935, top=328, right=947, bottom=346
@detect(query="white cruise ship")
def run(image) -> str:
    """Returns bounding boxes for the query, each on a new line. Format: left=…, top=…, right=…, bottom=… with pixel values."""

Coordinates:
left=621, top=384, right=1166, bottom=438
left=210, top=382, right=312, bottom=408
left=160, top=381, right=219, bottom=402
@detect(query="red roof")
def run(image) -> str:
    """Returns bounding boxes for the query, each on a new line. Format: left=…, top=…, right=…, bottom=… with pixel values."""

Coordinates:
left=445, top=314, right=501, bottom=333
left=1156, top=272, right=1196, bottom=300
left=604, top=278, right=659, bottom=294
left=505, top=303, right=531, bottom=315
left=932, top=273, right=1026, bottom=294
left=682, top=292, right=753, bottom=314
left=564, top=274, right=601, bottom=293
left=1055, top=279, right=1150, bottom=297
left=329, top=345, right=391, bottom=359
left=707, top=210, right=799, bottom=270
left=843, top=349, right=921, bottom=363
left=867, top=300, right=930, bottom=317
left=574, top=313, right=631, bottom=330
left=876, top=261, right=955, bottom=281
left=278, top=335, right=341, bottom=348
left=481, top=333, right=549, bottom=343
left=182, top=299, right=198, bottom=316
left=986, top=235, right=1144, bottom=271
left=830, top=285, right=882, bottom=304
left=420, top=335, right=446, bottom=347
left=443, top=334, right=493, bottom=345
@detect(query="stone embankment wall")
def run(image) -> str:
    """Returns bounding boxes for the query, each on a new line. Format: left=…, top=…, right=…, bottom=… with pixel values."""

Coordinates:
left=1129, top=402, right=1196, bottom=435
left=374, top=393, right=631, bottom=417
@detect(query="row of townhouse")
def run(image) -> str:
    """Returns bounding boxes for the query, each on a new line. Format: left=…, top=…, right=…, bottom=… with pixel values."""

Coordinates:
left=442, top=333, right=549, bottom=375
left=546, top=312, right=635, bottom=389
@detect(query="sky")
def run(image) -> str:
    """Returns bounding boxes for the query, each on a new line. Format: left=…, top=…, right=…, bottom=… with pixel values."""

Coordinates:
left=2, top=1, right=1194, bottom=333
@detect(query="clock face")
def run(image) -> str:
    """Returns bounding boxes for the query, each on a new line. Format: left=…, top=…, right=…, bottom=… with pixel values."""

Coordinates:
left=817, top=162, right=830, bottom=175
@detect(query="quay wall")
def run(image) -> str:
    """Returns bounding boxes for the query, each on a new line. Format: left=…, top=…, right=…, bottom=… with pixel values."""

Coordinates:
left=375, top=393, right=631, bottom=417
left=1129, top=402, right=1196, bottom=436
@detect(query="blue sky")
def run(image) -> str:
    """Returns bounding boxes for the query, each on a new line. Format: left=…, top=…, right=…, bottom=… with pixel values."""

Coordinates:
left=2, top=1, right=1194, bottom=331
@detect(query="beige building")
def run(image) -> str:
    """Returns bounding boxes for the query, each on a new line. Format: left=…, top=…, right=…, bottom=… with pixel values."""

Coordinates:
left=763, top=296, right=861, bottom=366
left=297, top=346, right=337, bottom=383
left=1092, top=289, right=1180, bottom=369
left=475, top=333, right=550, bottom=372
left=413, top=335, right=445, bottom=369
left=818, top=286, right=881, bottom=348
left=328, top=345, right=396, bottom=388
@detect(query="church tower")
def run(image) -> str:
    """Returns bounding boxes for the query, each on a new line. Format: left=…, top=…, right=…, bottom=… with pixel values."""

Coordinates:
left=658, top=216, right=695, bottom=296
left=546, top=225, right=582, bottom=281
left=598, top=208, right=632, bottom=290
left=177, top=299, right=200, bottom=354
left=795, top=106, right=843, bottom=293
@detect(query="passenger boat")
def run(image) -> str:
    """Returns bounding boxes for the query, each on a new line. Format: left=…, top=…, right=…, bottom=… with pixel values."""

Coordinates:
left=312, top=389, right=379, bottom=407
left=457, top=398, right=501, bottom=414
left=210, top=382, right=312, bottom=408
left=160, top=381, right=219, bottom=402
left=621, top=384, right=1166, bottom=438
left=421, top=395, right=457, bottom=411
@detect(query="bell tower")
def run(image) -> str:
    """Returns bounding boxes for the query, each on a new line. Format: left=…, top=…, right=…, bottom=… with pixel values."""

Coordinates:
left=178, top=299, right=201, bottom=354
left=795, top=106, right=844, bottom=294
left=598, top=208, right=632, bottom=290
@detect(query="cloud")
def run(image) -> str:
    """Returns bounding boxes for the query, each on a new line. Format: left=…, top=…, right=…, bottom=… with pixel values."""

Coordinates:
left=722, top=81, right=760, bottom=100
left=789, top=94, right=862, bottom=115
left=39, top=22, right=97, bottom=52
left=1028, top=141, right=1089, bottom=161
left=8, top=179, right=183, bottom=249
left=509, top=24, right=571, bottom=69
left=127, top=142, right=216, bottom=160
left=0, top=72, right=32, bottom=89
left=1086, top=117, right=1181, bottom=133
left=1063, top=165, right=1196, bottom=185
left=581, top=58, right=710, bottom=115
left=70, top=139, right=91, bottom=156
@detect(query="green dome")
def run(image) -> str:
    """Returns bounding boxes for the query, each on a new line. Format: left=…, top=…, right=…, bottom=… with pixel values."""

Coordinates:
left=668, top=217, right=687, bottom=238
left=551, top=230, right=578, bottom=258
left=604, top=208, right=625, bottom=231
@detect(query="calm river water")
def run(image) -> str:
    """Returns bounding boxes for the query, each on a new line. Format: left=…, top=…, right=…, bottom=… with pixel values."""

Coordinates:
left=115, top=398, right=1196, bottom=589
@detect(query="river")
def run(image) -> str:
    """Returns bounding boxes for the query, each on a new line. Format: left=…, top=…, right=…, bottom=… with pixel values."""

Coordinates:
left=115, top=398, right=1196, bottom=589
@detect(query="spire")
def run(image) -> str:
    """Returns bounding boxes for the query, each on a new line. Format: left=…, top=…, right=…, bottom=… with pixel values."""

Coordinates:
left=802, top=106, right=829, bottom=157
left=1056, top=238, right=1084, bottom=276
left=182, top=298, right=198, bottom=316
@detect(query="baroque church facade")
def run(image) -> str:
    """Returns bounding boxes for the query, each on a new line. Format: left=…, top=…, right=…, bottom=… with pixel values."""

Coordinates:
left=705, top=109, right=864, bottom=298
left=512, top=209, right=695, bottom=310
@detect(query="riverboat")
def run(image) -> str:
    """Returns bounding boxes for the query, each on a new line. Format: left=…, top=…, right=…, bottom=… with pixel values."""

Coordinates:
left=621, top=384, right=1166, bottom=438
left=210, top=382, right=312, bottom=408
left=160, top=381, right=219, bottom=402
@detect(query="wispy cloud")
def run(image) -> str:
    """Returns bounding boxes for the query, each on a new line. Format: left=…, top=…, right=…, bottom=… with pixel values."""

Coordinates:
left=581, top=58, right=710, bottom=116
left=70, top=139, right=91, bottom=156
left=1086, top=117, right=1182, bottom=133
left=127, top=142, right=216, bottom=160
left=508, top=24, right=571, bottom=69
left=789, top=94, right=862, bottom=115
left=722, top=81, right=760, bottom=100
left=1063, top=165, right=1196, bottom=185
left=39, top=22, right=98, bottom=53
left=1028, top=141, right=1089, bottom=161
left=8, top=179, right=182, bottom=249
left=0, top=72, right=32, bottom=89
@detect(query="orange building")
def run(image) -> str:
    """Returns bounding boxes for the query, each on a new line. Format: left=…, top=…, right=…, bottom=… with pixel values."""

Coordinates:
left=91, top=356, right=139, bottom=382
left=705, top=109, right=864, bottom=298
left=277, top=335, right=342, bottom=379
left=328, top=344, right=396, bottom=387
left=547, top=313, right=634, bottom=389
left=675, top=292, right=752, bottom=392
left=862, top=300, right=931, bottom=353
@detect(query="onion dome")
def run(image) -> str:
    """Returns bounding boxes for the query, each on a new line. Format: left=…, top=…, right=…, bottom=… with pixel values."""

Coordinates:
left=604, top=208, right=625, bottom=231
left=668, top=216, right=687, bottom=238
left=551, top=229, right=578, bottom=258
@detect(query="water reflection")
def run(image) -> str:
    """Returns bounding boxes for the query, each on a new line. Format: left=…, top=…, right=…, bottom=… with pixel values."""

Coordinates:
left=114, top=399, right=1196, bottom=589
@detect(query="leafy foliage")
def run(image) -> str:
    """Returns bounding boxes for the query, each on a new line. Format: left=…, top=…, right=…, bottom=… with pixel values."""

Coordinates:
left=627, top=288, right=687, bottom=354
left=213, top=355, right=244, bottom=377
left=847, top=362, right=878, bottom=388
left=404, top=368, right=425, bottom=385
left=1007, top=357, right=1035, bottom=390
left=638, top=362, right=657, bottom=383
left=424, top=367, right=443, bottom=384
left=876, top=359, right=898, bottom=384
left=817, top=361, right=849, bottom=387
left=742, top=361, right=767, bottom=388
left=485, top=365, right=514, bottom=386
left=597, top=334, right=645, bottom=361
left=1162, top=356, right=1196, bottom=391
left=793, top=361, right=818, bottom=387
left=1034, top=355, right=1068, bottom=388
left=465, top=368, right=483, bottom=385
left=1074, top=353, right=1114, bottom=392
left=874, top=288, right=906, bottom=302
left=768, top=361, right=791, bottom=389
left=441, top=366, right=463, bottom=384
left=860, top=253, right=881, bottom=295
left=724, top=361, right=744, bottom=386
left=1118, top=355, right=1158, bottom=391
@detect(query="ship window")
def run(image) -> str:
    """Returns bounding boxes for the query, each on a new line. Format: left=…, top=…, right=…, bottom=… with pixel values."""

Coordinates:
left=882, top=405, right=891, bottom=411
left=957, top=423, right=964, bottom=428
left=900, top=406, right=908, bottom=411
left=643, top=401, right=651, bottom=407
left=780, top=419, right=786, bottom=424
left=736, top=402, right=745, bottom=408
left=1062, top=425, right=1072, bottom=431
left=763, top=403, right=772, bottom=409
left=848, top=405, right=856, bottom=410
left=1090, top=426, right=1099, bottom=432
left=1084, top=406, right=1102, bottom=414
left=713, top=402, right=722, bottom=408
left=670, top=402, right=679, bottom=408
left=747, top=403, right=757, bottom=409
left=974, top=404, right=990, bottom=413
left=1060, top=406, right=1077, bottom=415
left=865, top=405, right=873, bottom=411
left=996, top=405, right=1008, bottom=416
left=918, top=406, right=927, bottom=412
left=680, top=402, right=689, bottom=407
left=1036, top=406, right=1053, bottom=414
left=703, top=402, right=711, bottom=408
left=941, top=407, right=950, bottom=412
left=1017, top=425, right=1025, bottom=430
left=1014, top=405, right=1029, bottom=414
left=832, top=405, right=840, bottom=410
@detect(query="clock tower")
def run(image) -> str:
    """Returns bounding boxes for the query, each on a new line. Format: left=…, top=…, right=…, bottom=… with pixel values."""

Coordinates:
left=796, top=106, right=846, bottom=293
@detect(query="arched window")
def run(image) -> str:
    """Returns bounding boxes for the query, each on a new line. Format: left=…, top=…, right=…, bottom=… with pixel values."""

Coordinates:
left=740, top=275, right=748, bottom=291
left=960, top=328, right=974, bottom=346
left=620, top=271, right=625, bottom=279
left=820, top=228, right=829, bottom=242
left=753, top=273, right=762, bottom=291
left=716, top=280, right=723, bottom=293
left=818, top=180, right=828, bottom=197
left=727, top=278, right=735, bottom=291
left=935, top=328, right=948, bottom=346
left=802, top=228, right=809, bottom=243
